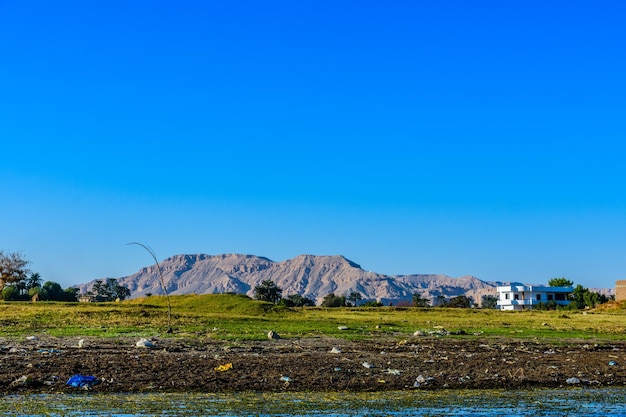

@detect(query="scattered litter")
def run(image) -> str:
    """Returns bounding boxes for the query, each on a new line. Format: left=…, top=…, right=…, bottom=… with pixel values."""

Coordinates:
left=380, top=351, right=387, bottom=355
left=362, top=362, right=375, bottom=369
left=43, top=375, right=60, bottom=386
left=609, top=361, right=617, bottom=366
left=136, top=338, right=155, bottom=349
left=413, top=330, right=426, bottom=336
left=66, top=374, right=101, bottom=389
left=26, top=336, right=37, bottom=341
left=330, top=347, right=342, bottom=354
left=37, top=349, right=62, bottom=355
left=11, top=375, right=33, bottom=387
left=385, top=369, right=401, bottom=375
left=267, top=330, right=280, bottom=340
left=338, top=326, right=349, bottom=331
left=377, top=380, right=386, bottom=384
left=77, top=339, right=85, bottom=348
left=566, top=377, right=581, bottom=385
left=214, top=363, right=233, bottom=372
left=334, top=367, right=342, bottom=372
left=280, top=376, right=291, bottom=382
left=413, top=375, right=435, bottom=388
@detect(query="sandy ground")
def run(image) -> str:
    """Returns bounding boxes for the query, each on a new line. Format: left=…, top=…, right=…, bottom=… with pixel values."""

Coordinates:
left=1, top=335, right=626, bottom=393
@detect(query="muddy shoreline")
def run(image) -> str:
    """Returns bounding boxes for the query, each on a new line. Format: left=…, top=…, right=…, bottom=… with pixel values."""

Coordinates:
left=2, top=336, right=625, bottom=393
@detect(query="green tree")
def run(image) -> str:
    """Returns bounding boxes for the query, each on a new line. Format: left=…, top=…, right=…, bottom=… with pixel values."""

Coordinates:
left=63, top=287, right=79, bottom=302
left=321, top=292, right=346, bottom=307
left=412, top=292, right=431, bottom=307
left=481, top=294, right=498, bottom=309
left=88, top=278, right=131, bottom=302
left=1, top=285, right=22, bottom=301
left=433, top=295, right=447, bottom=307
left=41, top=281, right=65, bottom=301
left=347, top=291, right=362, bottom=307
left=253, top=280, right=283, bottom=304
left=548, top=277, right=574, bottom=287
left=447, top=295, right=474, bottom=308
left=0, top=251, right=30, bottom=292
left=284, top=294, right=315, bottom=307
left=25, top=272, right=43, bottom=290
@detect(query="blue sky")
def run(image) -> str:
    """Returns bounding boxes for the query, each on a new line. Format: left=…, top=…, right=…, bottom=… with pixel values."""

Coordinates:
left=1, top=1, right=625, bottom=290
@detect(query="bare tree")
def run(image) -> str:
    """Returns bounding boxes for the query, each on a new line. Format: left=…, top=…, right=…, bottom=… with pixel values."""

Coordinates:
left=0, top=251, right=30, bottom=292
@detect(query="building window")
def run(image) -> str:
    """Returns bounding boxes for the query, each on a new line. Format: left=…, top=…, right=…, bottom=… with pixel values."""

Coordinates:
left=555, top=293, right=566, bottom=301
left=514, top=294, right=519, bottom=300
left=505, top=293, right=510, bottom=300
left=536, top=294, right=541, bottom=301
left=547, top=294, right=554, bottom=301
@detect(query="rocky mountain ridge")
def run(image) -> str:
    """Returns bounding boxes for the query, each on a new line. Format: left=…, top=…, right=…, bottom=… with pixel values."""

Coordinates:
left=77, top=254, right=509, bottom=305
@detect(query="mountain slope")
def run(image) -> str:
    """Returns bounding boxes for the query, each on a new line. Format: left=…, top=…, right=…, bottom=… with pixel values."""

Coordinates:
left=76, top=253, right=506, bottom=305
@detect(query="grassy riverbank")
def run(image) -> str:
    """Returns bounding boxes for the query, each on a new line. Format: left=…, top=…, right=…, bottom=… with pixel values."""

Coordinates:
left=2, top=294, right=625, bottom=341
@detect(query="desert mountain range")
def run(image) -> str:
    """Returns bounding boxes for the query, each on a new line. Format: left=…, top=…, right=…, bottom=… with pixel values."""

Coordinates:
left=77, top=254, right=509, bottom=305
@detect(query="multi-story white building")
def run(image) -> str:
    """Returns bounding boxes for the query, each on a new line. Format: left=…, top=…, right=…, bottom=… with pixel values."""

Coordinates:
left=496, top=283, right=573, bottom=311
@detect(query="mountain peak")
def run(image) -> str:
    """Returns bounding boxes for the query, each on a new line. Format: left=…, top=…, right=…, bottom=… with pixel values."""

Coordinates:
left=76, top=253, right=502, bottom=305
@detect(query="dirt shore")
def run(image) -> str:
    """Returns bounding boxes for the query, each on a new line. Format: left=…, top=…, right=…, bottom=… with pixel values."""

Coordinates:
left=1, top=335, right=626, bottom=393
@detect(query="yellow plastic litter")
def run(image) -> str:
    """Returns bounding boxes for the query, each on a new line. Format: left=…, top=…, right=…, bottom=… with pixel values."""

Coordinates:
left=214, top=363, right=233, bottom=372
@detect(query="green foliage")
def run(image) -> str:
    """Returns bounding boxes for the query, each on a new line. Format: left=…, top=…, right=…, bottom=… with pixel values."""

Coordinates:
left=25, top=272, right=42, bottom=291
left=412, top=292, right=430, bottom=307
left=2, top=293, right=626, bottom=340
left=362, top=301, right=384, bottom=307
left=89, top=278, right=131, bottom=302
left=445, top=295, right=474, bottom=308
left=1, top=285, right=23, bottom=301
left=281, top=294, right=315, bottom=307
left=321, top=292, right=346, bottom=307
left=347, top=291, right=362, bottom=307
left=253, top=280, right=283, bottom=304
left=570, top=284, right=608, bottom=309
left=481, top=295, right=498, bottom=309
left=548, top=277, right=574, bottom=287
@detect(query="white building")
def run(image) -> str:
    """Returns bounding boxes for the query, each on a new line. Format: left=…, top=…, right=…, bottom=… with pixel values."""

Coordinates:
left=496, top=284, right=573, bottom=311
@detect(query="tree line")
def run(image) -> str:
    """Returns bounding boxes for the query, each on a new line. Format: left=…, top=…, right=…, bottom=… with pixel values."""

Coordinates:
left=0, top=251, right=130, bottom=302
left=253, top=277, right=613, bottom=310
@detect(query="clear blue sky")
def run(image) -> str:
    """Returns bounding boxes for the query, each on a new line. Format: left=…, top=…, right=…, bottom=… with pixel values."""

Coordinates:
left=1, top=1, right=625, bottom=290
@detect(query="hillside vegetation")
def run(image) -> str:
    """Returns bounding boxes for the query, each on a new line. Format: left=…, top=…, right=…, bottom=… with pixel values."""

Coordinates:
left=1, top=294, right=626, bottom=341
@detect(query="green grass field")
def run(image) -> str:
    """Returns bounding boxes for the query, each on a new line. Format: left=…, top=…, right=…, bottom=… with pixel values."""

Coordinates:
left=1, top=294, right=625, bottom=341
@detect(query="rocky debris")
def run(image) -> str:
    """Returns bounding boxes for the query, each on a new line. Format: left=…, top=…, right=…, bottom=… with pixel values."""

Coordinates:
left=0, top=336, right=625, bottom=393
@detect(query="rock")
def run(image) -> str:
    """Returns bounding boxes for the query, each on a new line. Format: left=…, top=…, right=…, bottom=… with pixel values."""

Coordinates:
left=267, top=331, right=280, bottom=340
left=566, top=377, right=581, bottom=385
left=413, top=330, right=426, bottom=336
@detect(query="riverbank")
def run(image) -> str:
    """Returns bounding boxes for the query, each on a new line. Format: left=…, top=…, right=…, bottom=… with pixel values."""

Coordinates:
left=2, top=335, right=625, bottom=393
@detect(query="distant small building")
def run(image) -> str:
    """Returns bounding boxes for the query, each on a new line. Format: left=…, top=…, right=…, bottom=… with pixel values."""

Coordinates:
left=616, top=281, right=626, bottom=302
left=496, top=284, right=573, bottom=311
left=78, top=294, right=96, bottom=303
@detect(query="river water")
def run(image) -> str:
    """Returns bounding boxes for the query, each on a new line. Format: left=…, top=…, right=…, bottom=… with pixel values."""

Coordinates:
left=2, top=388, right=625, bottom=416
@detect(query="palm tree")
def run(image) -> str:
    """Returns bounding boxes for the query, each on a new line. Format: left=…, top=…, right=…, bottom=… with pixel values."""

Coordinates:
left=254, top=280, right=283, bottom=303
left=412, top=292, right=430, bottom=307
left=347, top=291, right=362, bottom=306
left=25, top=272, right=43, bottom=290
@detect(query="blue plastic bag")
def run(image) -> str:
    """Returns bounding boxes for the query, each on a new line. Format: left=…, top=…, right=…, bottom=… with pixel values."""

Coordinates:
left=66, top=374, right=100, bottom=388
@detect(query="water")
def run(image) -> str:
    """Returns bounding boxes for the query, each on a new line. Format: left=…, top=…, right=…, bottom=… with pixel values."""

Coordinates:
left=1, top=388, right=625, bottom=416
